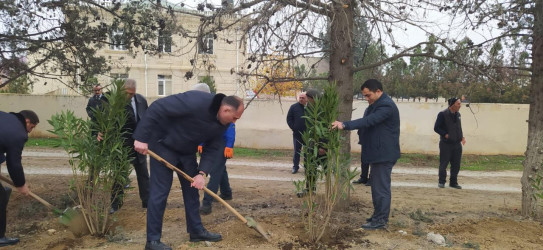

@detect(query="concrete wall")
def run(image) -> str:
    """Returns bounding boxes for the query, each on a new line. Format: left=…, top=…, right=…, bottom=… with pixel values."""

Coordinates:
left=0, top=94, right=528, bottom=155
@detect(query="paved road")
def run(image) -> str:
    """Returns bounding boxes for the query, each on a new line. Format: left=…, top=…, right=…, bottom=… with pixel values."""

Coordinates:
left=13, top=149, right=522, bottom=193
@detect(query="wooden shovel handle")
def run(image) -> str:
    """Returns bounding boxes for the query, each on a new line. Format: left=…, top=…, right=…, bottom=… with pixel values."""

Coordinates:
left=0, top=174, right=56, bottom=211
left=147, top=150, right=248, bottom=224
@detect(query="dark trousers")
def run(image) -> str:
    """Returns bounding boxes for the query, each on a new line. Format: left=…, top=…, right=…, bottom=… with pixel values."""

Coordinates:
left=369, top=161, right=394, bottom=224
left=202, top=157, right=232, bottom=206
left=438, top=141, right=462, bottom=185
left=360, top=161, right=370, bottom=182
left=0, top=182, right=12, bottom=237
left=292, top=134, right=303, bottom=169
left=147, top=147, right=203, bottom=241
left=111, top=151, right=150, bottom=208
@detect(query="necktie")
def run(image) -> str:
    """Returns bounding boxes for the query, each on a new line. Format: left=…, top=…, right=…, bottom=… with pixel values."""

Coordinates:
left=131, top=97, right=138, bottom=122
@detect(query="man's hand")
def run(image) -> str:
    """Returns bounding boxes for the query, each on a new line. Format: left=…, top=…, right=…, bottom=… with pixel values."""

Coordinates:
left=331, top=121, right=344, bottom=130
left=198, top=145, right=203, bottom=154
left=17, top=184, right=30, bottom=196
left=462, top=137, right=466, bottom=145
left=318, top=148, right=327, bottom=156
left=191, top=174, right=206, bottom=190
left=224, top=147, right=234, bottom=159
left=134, top=140, right=148, bottom=155
left=97, top=132, right=103, bottom=142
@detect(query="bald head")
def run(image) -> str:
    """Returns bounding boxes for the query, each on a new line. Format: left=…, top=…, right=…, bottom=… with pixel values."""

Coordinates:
left=217, top=95, right=244, bottom=125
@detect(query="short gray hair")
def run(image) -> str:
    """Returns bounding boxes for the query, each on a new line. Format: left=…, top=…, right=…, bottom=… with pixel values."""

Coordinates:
left=191, top=83, right=211, bottom=93
left=124, top=79, right=137, bottom=90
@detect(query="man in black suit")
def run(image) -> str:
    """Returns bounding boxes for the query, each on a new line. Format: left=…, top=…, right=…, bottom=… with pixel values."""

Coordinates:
left=286, top=92, right=307, bottom=174
left=332, top=79, right=400, bottom=230
left=109, top=79, right=150, bottom=213
left=86, top=84, right=108, bottom=119
left=0, top=110, right=39, bottom=247
left=133, top=91, right=244, bottom=250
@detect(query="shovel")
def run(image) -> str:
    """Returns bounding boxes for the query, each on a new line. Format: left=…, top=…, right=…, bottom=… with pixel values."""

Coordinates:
left=147, top=150, right=271, bottom=241
left=0, top=175, right=78, bottom=226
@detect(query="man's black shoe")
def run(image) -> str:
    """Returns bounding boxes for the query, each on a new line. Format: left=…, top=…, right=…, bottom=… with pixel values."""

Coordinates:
left=292, top=167, right=299, bottom=174
left=0, top=237, right=19, bottom=247
left=145, top=240, right=172, bottom=250
left=438, top=183, right=445, bottom=188
left=189, top=230, right=222, bottom=242
left=364, top=179, right=372, bottom=186
left=352, top=177, right=368, bottom=184
left=361, top=221, right=387, bottom=230
left=142, top=202, right=148, bottom=209
left=366, top=217, right=373, bottom=223
left=219, top=193, right=233, bottom=200
left=199, top=204, right=212, bottom=215
left=450, top=184, right=462, bottom=189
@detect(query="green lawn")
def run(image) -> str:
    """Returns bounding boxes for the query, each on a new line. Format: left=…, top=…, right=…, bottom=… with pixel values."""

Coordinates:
left=26, top=138, right=524, bottom=171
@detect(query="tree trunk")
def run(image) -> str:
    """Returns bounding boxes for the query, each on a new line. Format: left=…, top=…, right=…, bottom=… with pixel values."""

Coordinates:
left=521, top=0, right=543, bottom=220
left=329, top=1, right=354, bottom=152
left=328, top=1, right=354, bottom=204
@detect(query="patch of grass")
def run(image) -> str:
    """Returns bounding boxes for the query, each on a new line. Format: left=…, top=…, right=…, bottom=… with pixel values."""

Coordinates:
left=409, top=209, right=434, bottom=223
left=26, top=137, right=61, bottom=148
left=234, top=147, right=292, bottom=158
left=462, top=241, right=480, bottom=249
left=398, top=153, right=524, bottom=171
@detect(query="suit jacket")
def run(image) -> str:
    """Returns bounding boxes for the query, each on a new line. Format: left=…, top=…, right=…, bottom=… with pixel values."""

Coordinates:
left=86, top=94, right=108, bottom=119
left=0, top=111, right=28, bottom=187
left=343, top=93, right=400, bottom=164
left=133, top=90, right=229, bottom=174
left=124, top=94, right=148, bottom=164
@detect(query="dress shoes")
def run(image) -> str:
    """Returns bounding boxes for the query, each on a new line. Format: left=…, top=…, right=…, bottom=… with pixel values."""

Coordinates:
left=189, top=229, right=222, bottom=242
left=0, top=237, right=19, bottom=247
left=366, top=217, right=373, bottom=223
left=291, top=167, right=299, bottom=174
left=361, top=221, right=387, bottom=230
left=438, top=183, right=445, bottom=188
left=450, top=184, right=462, bottom=189
left=352, top=177, right=368, bottom=184
left=145, top=240, right=172, bottom=250
left=219, top=193, right=233, bottom=200
left=199, top=204, right=212, bottom=215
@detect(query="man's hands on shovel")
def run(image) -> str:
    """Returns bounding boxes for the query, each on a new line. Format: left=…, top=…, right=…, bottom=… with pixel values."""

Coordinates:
left=134, top=140, right=206, bottom=190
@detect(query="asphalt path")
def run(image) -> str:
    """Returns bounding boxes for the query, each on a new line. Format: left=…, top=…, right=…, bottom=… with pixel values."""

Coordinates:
left=11, top=150, right=522, bottom=193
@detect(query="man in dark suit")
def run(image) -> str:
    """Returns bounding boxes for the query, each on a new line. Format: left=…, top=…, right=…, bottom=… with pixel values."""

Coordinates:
left=133, top=91, right=244, bottom=250
left=109, top=79, right=150, bottom=213
left=86, top=84, right=108, bottom=119
left=332, top=79, right=400, bottom=230
left=286, top=92, right=307, bottom=174
left=0, top=110, right=39, bottom=247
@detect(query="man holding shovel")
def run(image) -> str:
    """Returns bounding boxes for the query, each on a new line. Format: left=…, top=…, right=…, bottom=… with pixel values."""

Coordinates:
left=133, top=91, right=244, bottom=250
left=0, top=110, right=39, bottom=247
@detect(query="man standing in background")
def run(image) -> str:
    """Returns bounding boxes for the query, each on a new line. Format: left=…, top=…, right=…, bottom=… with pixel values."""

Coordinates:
left=434, top=97, right=466, bottom=189
left=286, top=92, right=307, bottom=174
left=86, top=84, right=107, bottom=119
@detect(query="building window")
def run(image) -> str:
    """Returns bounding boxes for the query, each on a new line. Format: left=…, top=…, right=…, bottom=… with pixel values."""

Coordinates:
left=157, top=75, right=172, bottom=96
left=158, top=31, right=172, bottom=53
left=198, top=34, right=214, bottom=54
left=110, top=29, right=127, bottom=51
left=111, top=73, right=129, bottom=82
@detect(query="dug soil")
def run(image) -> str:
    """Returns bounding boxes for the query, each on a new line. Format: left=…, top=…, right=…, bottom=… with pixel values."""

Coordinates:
left=2, top=148, right=543, bottom=249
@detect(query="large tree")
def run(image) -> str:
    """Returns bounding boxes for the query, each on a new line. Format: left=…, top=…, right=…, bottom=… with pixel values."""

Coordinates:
left=188, top=0, right=541, bottom=219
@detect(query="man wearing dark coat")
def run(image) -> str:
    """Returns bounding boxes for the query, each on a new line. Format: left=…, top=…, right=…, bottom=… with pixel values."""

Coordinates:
left=286, top=92, right=307, bottom=174
left=108, top=79, right=150, bottom=213
left=434, top=97, right=466, bottom=189
left=86, top=84, right=108, bottom=119
left=0, top=110, right=39, bottom=247
left=332, top=79, right=400, bottom=230
left=133, top=91, right=244, bottom=250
